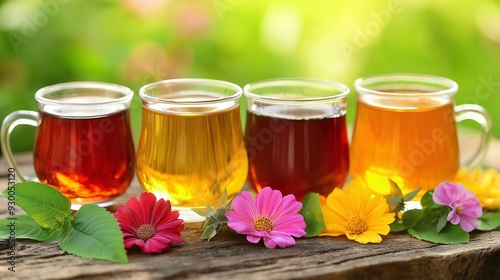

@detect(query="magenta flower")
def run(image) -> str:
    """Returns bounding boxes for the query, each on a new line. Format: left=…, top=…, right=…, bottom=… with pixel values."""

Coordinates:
left=225, top=187, right=307, bottom=249
left=113, top=192, right=184, bottom=254
left=432, top=182, right=483, bottom=232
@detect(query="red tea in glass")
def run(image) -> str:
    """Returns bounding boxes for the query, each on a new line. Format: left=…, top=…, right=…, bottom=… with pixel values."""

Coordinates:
left=246, top=108, right=349, bottom=200
left=1, top=82, right=135, bottom=207
left=34, top=110, right=135, bottom=203
left=244, top=79, right=350, bottom=200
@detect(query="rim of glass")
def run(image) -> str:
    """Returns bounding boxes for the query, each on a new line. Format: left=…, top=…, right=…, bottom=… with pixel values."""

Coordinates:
left=354, top=74, right=458, bottom=97
left=35, top=81, right=133, bottom=105
left=243, top=78, right=350, bottom=102
left=139, top=78, right=242, bottom=104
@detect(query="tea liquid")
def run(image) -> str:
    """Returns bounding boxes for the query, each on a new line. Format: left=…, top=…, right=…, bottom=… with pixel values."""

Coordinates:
left=135, top=104, right=248, bottom=207
left=350, top=96, right=459, bottom=196
left=34, top=110, right=135, bottom=203
left=245, top=106, right=349, bottom=200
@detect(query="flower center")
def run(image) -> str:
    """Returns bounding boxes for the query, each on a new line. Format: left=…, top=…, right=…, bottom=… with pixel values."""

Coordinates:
left=456, top=205, right=462, bottom=214
left=136, top=224, right=156, bottom=241
left=253, top=217, right=274, bottom=232
left=346, top=214, right=368, bottom=235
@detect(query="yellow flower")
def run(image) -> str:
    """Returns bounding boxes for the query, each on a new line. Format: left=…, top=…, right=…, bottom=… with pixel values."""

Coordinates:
left=453, top=167, right=500, bottom=210
left=321, top=183, right=395, bottom=244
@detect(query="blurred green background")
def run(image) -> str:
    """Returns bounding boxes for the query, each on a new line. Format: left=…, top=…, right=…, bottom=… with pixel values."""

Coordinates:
left=1, top=0, right=500, bottom=155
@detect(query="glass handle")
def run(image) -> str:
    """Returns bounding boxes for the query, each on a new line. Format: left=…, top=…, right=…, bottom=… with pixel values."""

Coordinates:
left=455, top=104, right=492, bottom=169
left=1, top=110, right=39, bottom=181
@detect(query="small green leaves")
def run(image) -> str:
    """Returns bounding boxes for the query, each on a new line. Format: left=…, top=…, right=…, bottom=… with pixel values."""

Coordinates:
left=384, top=179, right=422, bottom=214
left=385, top=179, right=404, bottom=213
left=1, top=182, right=126, bottom=263
left=390, top=188, right=475, bottom=244
left=389, top=209, right=423, bottom=232
left=299, top=192, right=325, bottom=237
left=2, top=181, right=72, bottom=231
left=59, top=204, right=127, bottom=263
left=403, top=188, right=422, bottom=203
left=193, top=189, right=233, bottom=241
left=199, top=210, right=228, bottom=241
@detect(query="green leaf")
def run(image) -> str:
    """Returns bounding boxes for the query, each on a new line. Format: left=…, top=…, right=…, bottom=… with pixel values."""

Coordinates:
left=402, top=188, right=422, bottom=202
left=388, top=179, right=403, bottom=199
left=1, top=182, right=72, bottom=231
left=384, top=180, right=403, bottom=206
left=408, top=221, right=469, bottom=244
left=391, top=204, right=404, bottom=214
left=215, top=189, right=228, bottom=209
left=420, top=191, right=434, bottom=209
left=196, top=190, right=233, bottom=241
left=298, top=192, right=325, bottom=237
left=200, top=224, right=217, bottom=241
left=385, top=196, right=403, bottom=207
left=214, top=208, right=228, bottom=223
left=402, top=209, right=423, bottom=228
left=389, top=219, right=408, bottom=232
left=191, top=207, right=211, bottom=217
left=477, top=211, right=500, bottom=231
left=0, top=215, right=63, bottom=242
left=436, top=214, right=448, bottom=233
left=58, top=204, right=127, bottom=263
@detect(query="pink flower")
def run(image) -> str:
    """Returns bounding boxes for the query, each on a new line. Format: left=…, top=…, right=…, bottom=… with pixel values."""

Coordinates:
left=113, top=192, right=184, bottom=254
left=225, top=187, right=307, bottom=249
left=432, top=182, right=483, bottom=232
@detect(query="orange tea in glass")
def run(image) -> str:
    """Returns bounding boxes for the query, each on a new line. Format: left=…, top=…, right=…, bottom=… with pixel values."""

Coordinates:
left=1, top=82, right=136, bottom=208
left=350, top=74, right=492, bottom=196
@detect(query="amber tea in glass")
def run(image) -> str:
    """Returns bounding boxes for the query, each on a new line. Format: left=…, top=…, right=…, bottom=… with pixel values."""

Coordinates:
left=136, top=79, right=248, bottom=222
left=350, top=74, right=492, bottom=197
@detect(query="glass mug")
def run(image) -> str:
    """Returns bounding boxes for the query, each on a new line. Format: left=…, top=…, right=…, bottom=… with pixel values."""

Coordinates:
left=136, top=78, right=248, bottom=222
left=350, top=74, right=492, bottom=197
left=244, top=78, right=350, bottom=200
left=0, top=82, right=136, bottom=208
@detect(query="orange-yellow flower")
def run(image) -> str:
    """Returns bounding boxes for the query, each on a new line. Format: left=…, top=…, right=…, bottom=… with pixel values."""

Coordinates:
left=453, top=167, right=500, bottom=210
left=321, top=183, right=395, bottom=244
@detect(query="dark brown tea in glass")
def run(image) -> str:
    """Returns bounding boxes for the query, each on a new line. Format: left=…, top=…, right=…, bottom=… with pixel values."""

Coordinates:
left=244, top=78, right=350, bottom=200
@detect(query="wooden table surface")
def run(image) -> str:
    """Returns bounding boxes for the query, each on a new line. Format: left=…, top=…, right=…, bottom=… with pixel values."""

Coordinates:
left=1, top=131, right=500, bottom=280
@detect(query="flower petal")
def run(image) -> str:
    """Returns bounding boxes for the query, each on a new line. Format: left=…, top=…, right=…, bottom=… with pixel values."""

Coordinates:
left=246, top=234, right=262, bottom=244
left=321, top=183, right=394, bottom=244
left=264, top=233, right=296, bottom=249
left=231, top=191, right=258, bottom=223
left=114, top=192, right=184, bottom=254
left=226, top=213, right=256, bottom=235
left=433, top=182, right=467, bottom=205
left=256, top=187, right=282, bottom=217
left=141, top=237, right=172, bottom=254
left=447, top=211, right=460, bottom=225
left=356, top=231, right=383, bottom=244
left=458, top=215, right=478, bottom=232
left=138, top=192, right=158, bottom=224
